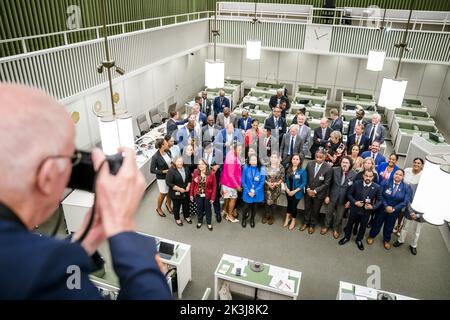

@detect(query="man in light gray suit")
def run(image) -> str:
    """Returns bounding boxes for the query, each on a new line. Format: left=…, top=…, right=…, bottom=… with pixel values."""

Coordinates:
left=216, top=107, right=237, bottom=129
left=280, top=125, right=303, bottom=167
left=322, top=156, right=357, bottom=239
left=202, top=115, right=221, bottom=145
left=296, top=113, right=311, bottom=158
left=364, top=113, right=385, bottom=145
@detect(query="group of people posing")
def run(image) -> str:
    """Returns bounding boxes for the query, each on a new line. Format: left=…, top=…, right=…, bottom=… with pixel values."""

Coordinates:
left=149, top=89, right=424, bottom=255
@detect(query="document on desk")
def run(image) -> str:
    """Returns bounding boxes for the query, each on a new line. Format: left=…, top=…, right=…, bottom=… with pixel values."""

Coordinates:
left=218, top=263, right=231, bottom=275
left=354, top=286, right=377, bottom=300
left=268, top=266, right=288, bottom=279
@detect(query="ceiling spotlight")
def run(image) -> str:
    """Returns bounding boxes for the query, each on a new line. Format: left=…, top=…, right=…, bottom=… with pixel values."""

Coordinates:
left=97, top=64, right=104, bottom=74
left=115, top=66, right=125, bottom=76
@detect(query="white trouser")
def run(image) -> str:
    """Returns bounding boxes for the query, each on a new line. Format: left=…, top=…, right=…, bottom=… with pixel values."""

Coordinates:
left=398, top=219, right=422, bottom=248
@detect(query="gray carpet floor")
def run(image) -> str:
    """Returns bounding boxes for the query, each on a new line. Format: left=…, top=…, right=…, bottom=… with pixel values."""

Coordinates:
left=37, top=137, right=450, bottom=300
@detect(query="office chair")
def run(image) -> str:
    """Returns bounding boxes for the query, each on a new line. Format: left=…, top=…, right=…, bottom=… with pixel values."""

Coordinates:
left=136, top=114, right=150, bottom=136
left=149, top=110, right=163, bottom=129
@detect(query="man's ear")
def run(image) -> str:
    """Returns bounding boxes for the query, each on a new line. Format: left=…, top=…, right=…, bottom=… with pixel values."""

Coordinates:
left=36, top=159, right=58, bottom=195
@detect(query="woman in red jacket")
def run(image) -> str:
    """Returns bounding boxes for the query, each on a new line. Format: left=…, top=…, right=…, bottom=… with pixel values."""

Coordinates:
left=190, top=158, right=217, bottom=231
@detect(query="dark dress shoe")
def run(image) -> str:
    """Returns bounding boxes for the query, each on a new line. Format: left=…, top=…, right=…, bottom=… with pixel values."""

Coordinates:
left=393, top=240, right=403, bottom=248
left=308, top=227, right=315, bottom=235
left=339, top=238, right=350, bottom=246
left=241, top=218, right=247, bottom=228
left=250, top=219, right=255, bottom=228
left=409, top=245, right=417, bottom=255
left=196, top=223, right=202, bottom=229
left=208, top=225, right=213, bottom=231
left=184, top=218, right=193, bottom=224
left=176, top=221, right=183, bottom=227
left=356, top=240, right=364, bottom=251
left=216, top=216, right=222, bottom=223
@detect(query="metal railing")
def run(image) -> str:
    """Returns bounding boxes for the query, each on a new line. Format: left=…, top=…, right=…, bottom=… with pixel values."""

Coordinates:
left=0, top=11, right=213, bottom=57
left=216, top=3, right=450, bottom=32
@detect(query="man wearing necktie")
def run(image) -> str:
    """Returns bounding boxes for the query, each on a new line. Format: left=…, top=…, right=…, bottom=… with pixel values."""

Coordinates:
left=323, top=156, right=357, bottom=239
left=280, top=125, right=302, bottom=167
left=364, top=113, right=385, bottom=144
left=339, top=170, right=382, bottom=250
left=302, top=149, right=332, bottom=234
left=264, top=107, right=286, bottom=146
left=329, top=108, right=343, bottom=133
left=310, top=118, right=332, bottom=156
left=347, top=108, right=367, bottom=136
left=201, top=91, right=212, bottom=117
left=213, top=90, right=230, bottom=122
left=346, top=124, right=368, bottom=153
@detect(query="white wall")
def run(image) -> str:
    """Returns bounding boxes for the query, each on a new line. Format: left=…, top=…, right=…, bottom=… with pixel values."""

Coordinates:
left=436, top=67, right=450, bottom=137
left=212, top=46, right=448, bottom=117
left=65, top=47, right=207, bottom=149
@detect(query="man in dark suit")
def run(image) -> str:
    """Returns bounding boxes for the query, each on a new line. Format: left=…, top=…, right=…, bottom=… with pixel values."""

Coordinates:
left=301, top=149, right=332, bottom=234
left=346, top=123, right=368, bottom=154
left=202, top=115, right=221, bottom=145
left=280, top=125, right=303, bottom=167
left=361, top=141, right=385, bottom=169
left=364, top=113, right=385, bottom=145
left=213, top=89, right=230, bottom=121
left=236, top=110, right=252, bottom=133
left=200, top=91, right=212, bottom=116
left=214, top=123, right=244, bottom=164
left=329, top=108, right=343, bottom=133
left=191, top=103, right=207, bottom=127
left=0, top=84, right=171, bottom=299
left=339, top=169, right=382, bottom=250
left=264, top=107, right=287, bottom=145
left=269, top=89, right=290, bottom=118
left=166, top=110, right=188, bottom=137
left=347, top=108, right=368, bottom=136
left=310, top=117, right=332, bottom=156
left=322, top=156, right=357, bottom=239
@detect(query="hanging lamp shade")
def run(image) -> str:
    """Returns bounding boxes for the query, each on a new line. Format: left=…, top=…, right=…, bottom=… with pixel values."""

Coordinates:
left=205, top=59, right=224, bottom=89
left=98, top=113, right=135, bottom=156
left=366, top=50, right=386, bottom=71
left=378, top=78, right=408, bottom=110
left=246, top=40, right=261, bottom=60
left=412, top=155, right=450, bottom=225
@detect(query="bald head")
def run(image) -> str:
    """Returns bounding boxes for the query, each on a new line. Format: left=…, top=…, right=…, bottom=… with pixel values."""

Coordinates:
left=0, top=84, right=75, bottom=225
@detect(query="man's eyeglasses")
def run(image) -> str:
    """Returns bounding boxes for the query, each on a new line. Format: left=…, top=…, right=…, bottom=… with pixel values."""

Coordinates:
left=37, top=150, right=83, bottom=173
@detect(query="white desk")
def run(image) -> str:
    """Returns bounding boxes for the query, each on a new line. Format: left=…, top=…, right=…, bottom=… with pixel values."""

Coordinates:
left=89, top=232, right=192, bottom=299
left=337, top=281, right=417, bottom=300
left=214, top=254, right=301, bottom=300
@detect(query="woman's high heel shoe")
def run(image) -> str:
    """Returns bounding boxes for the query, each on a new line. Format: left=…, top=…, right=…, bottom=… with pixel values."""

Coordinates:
left=226, top=215, right=239, bottom=223
left=156, top=209, right=166, bottom=217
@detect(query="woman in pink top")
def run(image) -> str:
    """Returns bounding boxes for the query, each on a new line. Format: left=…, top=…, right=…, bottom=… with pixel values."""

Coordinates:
left=221, top=143, right=243, bottom=223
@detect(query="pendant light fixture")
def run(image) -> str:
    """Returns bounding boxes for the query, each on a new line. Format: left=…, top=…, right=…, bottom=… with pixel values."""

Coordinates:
left=367, top=3, right=387, bottom=71
left=94, top=0, right=134, bottom=155
left=246, top=2, right=262, bottom=60
left=378, top=0, right=414, bottom=110
left=205, top=7, right=224, bottom=88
